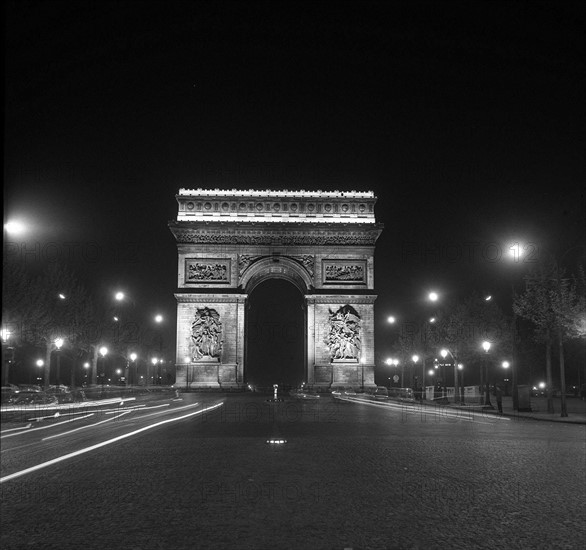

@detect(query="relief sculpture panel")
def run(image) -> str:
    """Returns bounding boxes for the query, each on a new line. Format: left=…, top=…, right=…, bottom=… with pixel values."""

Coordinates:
left=190, top=307, right=223, bottom=360
left=324, top=305, right=361, bottom=361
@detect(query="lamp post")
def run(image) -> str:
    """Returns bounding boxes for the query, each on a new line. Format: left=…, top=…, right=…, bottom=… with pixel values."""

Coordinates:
left=128, top=353, right=137, bottom=387
left=35, top=359, right=44, bottom=385
left=440, top=348, right=460, bottom=404
left=1, top=328, right=14, bottom=387
left=150, top=357, right=158, bottom=386
left=458, top=364, right=464, bottom=403
left=83, top=362, right=90, bottom=386
left=482, top=341, right=493, bottom=408
left=54, top=338, right=64, bottom=386
left=411, top=355, right=420, bottom=400
left=99, top=346, right=108, bottom=391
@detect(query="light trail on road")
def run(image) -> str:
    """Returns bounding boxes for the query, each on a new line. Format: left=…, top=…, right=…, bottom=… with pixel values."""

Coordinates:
left=0, top=414, right=96, bottom=439
left=341, top=396, right=511, bottom=424
left=0, top=401, right=223, bottom=484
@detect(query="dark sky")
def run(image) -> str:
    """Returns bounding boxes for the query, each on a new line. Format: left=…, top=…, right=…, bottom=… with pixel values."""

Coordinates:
left=4, top=0, right=586, bottom=358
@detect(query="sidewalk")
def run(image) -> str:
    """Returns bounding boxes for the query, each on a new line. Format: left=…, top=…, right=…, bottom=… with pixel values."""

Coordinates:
left=417, top=395, right=586, bottom=424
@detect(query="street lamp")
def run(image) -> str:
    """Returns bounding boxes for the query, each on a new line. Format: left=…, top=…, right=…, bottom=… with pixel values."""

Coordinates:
left=83, top=362, right=90, bottom=385
left=99, top=346, right=108, bottom=389
left=428, top=292, right=439, bottom=302
left=440, top=348, right=460, bottom=404
left=1, top=328, right=14, bottom=386
left=457, top=363, right=465, bottom=403
left=151, top=357, right=158, bottom=386
left=482, top=341, right=493, bottom=408
left=54, top=338, right=64, bottom=386
left=411, top=354, right=425, bottom=401
left=387, top=315, right=396, bottom=324
left=128, top=352, right=137, bottom=387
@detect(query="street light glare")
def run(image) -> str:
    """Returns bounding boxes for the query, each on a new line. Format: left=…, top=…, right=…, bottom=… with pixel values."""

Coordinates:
left=115, top=292, right=125, bottom=301
left=502, top=361, right=510, bottom=368
left=4, top=220, right=26, bottom=235
left=54, top=338, right=64, bottom=349
left=155, top=314, right=163, bottom=323
left=387, top=315, right=396, bottom=324
left=36, top=359, right=44, bottom=367
left=440, top=349, right=448, bottom=358
left=99, top=346, right=108, bottom=356
left=482, top=341, right=491, bottom=352
left=428, top=292, right=439, bottom=302
left=130, top=353, right=137, bottom=361
left=412, top=355, right=419, bottom=363
left=58, top=293, right=66, bottom=300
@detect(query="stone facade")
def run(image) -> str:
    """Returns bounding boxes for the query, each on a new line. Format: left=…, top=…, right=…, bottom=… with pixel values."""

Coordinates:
left=169, top=188, right=383, bottom=390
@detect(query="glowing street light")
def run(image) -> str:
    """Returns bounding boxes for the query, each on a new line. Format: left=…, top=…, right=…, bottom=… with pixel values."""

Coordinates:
left=481, top=341, right=493, bottom=408
left=502, top=361, right=510, bottom=369
left=97, top=346, right=108, bottom=388
left=54, top=338, right=64, bottom=386
left=428, top=292, right=439, bottom=302
left=4, top=220, right=26, bottom=235
left=115, top=292, right=125, bottom=301
left=387, top=316, right=396, bottom=324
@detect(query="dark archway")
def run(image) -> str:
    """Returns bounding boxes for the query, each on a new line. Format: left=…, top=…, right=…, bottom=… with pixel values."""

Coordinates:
left=245, top=278, right=305, bottom=390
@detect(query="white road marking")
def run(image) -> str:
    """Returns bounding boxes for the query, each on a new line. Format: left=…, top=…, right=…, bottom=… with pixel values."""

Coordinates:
left=0, top=402, right=223, bottom=483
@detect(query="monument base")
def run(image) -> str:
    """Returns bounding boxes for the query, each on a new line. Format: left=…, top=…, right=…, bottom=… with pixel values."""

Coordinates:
left=312, top=362, right=376, bottom=391
left=176, top=362, right=241, bottom=390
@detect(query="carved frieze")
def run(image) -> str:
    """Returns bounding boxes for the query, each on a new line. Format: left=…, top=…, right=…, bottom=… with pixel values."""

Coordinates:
left=323, top=260, right=366, bottom=284
left=171, top=227, right=381, bottom=246
left=185, top=259, right=230, bottom=284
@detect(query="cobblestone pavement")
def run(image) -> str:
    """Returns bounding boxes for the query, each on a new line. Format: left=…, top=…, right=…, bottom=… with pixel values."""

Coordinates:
left=1, top=392, right=585, bottom=549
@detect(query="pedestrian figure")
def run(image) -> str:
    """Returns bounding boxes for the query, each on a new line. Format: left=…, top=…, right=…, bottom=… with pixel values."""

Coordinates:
left=495, top=384, right=503, bottom=414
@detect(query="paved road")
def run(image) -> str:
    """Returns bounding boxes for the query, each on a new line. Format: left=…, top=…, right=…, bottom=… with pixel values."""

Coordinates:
left=1, top=392, right=585, bottom=549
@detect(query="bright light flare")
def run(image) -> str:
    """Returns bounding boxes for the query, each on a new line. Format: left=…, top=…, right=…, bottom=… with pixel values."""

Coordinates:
left=99, top=346, right=108, bottom=356
left=4, top=220, right=26, bottom=235
left=428, top=292, right=439, bottom=302
left=115, top=292, right=125, bottom=301
left=154, top=314, right=163, bottom=323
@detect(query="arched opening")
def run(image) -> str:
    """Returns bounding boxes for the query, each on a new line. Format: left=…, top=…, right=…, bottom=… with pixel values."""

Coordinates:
left=245, top=278, right=305, bottom=390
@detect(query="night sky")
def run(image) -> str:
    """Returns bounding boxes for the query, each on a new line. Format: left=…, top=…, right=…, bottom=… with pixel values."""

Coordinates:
left=4, top=1, right=585, bottom=367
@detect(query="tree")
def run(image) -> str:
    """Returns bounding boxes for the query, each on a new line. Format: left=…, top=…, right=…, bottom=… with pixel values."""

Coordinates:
left=515, top=256, right=586, bottom=417
left=513, top=258, right=558, bottom=413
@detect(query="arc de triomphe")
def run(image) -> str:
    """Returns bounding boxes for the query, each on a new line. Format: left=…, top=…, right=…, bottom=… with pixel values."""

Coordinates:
left=168, top=189, right=383, bottom=390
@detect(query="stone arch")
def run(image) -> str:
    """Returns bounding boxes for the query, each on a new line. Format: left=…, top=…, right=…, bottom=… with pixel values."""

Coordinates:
left=240, top=256, right=313, bottom=295
left=169, top=188, right=382, bottom=390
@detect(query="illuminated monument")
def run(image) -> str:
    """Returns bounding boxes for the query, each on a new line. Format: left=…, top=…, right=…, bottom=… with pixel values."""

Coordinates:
left=168, top=189, right=383, bottom=390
